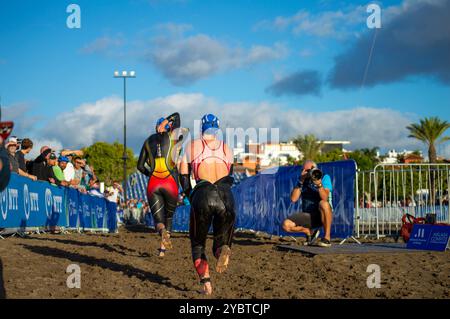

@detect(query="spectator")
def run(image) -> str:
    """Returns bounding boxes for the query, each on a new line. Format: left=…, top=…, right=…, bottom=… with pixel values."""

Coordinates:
left=106, top=181, right=123, bottom=203
left=31, top=146, right=52, bottom=180
left=80, top=159, right=97, bottom=187
left=15, top=138, right=33, bottom=172
left=53, top=156, right=70, bottom=186
left=5, top=137, right=36, bottom=180
left=72, top=156, right=87, bottom=192
left=62, top=153, right=76, bottom=183
left=43, top=153, right=65, bottom=186
left=5, top=137, right=20, bottom=173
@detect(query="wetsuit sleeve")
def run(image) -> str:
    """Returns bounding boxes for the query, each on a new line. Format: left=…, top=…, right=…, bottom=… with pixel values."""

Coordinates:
left=137, top=140, right=151, bottom=177
left=180, top=164, right=192, bottom=197
left=166, top=112, right=180, bottom=130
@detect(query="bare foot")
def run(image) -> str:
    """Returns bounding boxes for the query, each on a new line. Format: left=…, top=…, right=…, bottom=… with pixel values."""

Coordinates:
left=161, top=230, right=173, bottom=250
left=200, top=279, right=212, bottom=295
left=157, top=248, right=166, bottom=257
left=216, top=245, right=231, bottom=274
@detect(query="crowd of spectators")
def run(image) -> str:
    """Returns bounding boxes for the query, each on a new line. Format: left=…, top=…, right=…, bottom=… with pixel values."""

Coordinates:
left=4, top=136, right=102, bottom=195
left=4, top=136, right=154, bottom=226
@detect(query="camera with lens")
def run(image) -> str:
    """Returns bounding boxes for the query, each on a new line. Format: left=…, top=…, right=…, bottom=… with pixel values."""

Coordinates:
left=307, top=168, right=323, bottom=182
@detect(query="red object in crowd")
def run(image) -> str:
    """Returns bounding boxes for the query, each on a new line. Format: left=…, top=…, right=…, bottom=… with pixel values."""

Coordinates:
left=0, top=121, right=14, bottom=141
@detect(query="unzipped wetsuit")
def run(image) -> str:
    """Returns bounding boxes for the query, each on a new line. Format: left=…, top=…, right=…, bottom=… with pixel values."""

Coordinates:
left=181, top=138, right=236, bottom=280
left=137, top=113, right=182, bottom=233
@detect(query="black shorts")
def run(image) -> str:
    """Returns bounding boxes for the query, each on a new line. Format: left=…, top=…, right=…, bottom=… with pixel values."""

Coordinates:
left=286, top=211, right=322, bottom=229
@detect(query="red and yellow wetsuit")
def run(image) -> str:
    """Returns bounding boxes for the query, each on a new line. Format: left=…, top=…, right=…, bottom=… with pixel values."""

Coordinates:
left=137, top=113, right=182, bottom=231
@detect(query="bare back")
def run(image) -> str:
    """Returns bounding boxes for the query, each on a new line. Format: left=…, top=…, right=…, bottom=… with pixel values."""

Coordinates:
left=182, top=136, right=232, bottom=184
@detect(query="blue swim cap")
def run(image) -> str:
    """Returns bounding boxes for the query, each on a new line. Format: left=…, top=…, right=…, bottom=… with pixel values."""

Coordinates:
left=156, top=117, right=171, bottom=132
left=201, top=114, right=220, bottom=134
left=58, top=156, right=70, bottom=163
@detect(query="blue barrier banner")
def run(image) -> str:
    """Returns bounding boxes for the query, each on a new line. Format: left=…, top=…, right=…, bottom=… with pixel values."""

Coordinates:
left=157, top=160, right=356, bottom=238
left=0, top=174, right=65, bottom=228
left=407, top=224, right=450, bottom=251
left=232, top=160, right=356, bottom=238
left=66, top=187, right=80, bottom=228
left=0, top=173, right=118, bottom=232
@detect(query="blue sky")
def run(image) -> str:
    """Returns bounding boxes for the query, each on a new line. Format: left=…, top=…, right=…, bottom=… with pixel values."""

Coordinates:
left=1, top=0, right=449, bottom=157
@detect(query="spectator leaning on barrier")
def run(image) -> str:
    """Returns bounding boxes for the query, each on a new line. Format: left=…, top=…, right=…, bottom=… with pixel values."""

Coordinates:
left=15, top=138, right=33, bottom=172
left=43, top=153, right=66, bottom=186
left=53, top=156, right=70, bottom=186
left=60, top=149, right=83, bottom=183
left=282, top=160, right=333, bottom=248
left=32, top=146, right=52, bottom=181
left=5, top=137, right=37, bottom=181
left=72, top=156, right=87, bottom=192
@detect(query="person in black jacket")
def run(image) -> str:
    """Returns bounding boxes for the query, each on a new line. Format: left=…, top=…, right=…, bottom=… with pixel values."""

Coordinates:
left=31, top=146, right=52, bottom=181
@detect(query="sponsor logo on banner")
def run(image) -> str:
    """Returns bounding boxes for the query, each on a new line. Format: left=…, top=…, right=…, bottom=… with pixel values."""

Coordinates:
left=44, top=188, right=64, bottom=218
left=45, top=188, right=53, bottom=217
left=23, top=184, right=40, bottom=220
left=1, top=188, right=8, bottom=220
left=68, top=199, right=77, bottom=217
left=24, top=184, right=31, bottom=220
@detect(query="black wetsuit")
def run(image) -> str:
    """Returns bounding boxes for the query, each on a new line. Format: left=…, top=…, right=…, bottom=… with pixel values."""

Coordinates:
left=137, top=113, right=182, bottom=232
left=182, top=140, right=236, bottom=279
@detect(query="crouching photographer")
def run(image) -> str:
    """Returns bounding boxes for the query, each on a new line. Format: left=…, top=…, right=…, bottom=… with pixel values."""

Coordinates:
left=282, top=160, right=333, bottom=247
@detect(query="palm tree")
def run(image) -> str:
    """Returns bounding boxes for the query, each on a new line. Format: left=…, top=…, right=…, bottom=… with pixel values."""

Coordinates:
left=293, top=134, right=323, bottom=161
left=407, top=117, right=449, bottom=206
left=406, top=117, right=449, bottom=163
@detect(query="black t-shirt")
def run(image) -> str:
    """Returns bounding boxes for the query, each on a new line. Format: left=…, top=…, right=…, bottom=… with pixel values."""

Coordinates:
left=15, top=151, right=26, bottom=172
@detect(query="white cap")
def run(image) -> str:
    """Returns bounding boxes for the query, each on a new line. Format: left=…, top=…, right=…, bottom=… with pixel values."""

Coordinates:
left=5, top=136, right=18, bottom=147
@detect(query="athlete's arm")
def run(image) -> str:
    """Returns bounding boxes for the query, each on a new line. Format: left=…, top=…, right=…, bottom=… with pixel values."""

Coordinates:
left=137, top=141, right=151, bottom=176
left=180, top=164, right=192, bottom=197
left=166, top=112, right=180, bottom=130
left=179, top=142, right=192, bottom=196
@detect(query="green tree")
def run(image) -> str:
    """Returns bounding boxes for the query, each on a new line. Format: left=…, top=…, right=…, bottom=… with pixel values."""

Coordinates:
left=406, top=117, right=449, bottom=163
left=293, top=134, right=323, bottom=161
left=347, top=147, right=380, bottom=171
left=316, top=148, right=345, bottom=163
left=82, top=141, right=137, bottom=185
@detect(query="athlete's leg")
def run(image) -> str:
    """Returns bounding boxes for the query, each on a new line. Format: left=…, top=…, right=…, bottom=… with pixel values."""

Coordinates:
left=148, top=190, right=168, bottom=255
left=160, top=186, right=179, bottom=249
left=190, top=185, right=214, bottom=294
left=212, top=187, right=235, bottom=273
left=282, top=212, right=313, bottom=235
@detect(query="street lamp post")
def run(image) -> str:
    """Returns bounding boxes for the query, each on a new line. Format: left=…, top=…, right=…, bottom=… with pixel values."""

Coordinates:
left=114, top=70, right=136, bottom=206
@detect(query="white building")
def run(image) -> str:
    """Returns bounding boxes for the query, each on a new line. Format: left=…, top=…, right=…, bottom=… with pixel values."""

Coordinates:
left=233, top=140, right=351, bottom=167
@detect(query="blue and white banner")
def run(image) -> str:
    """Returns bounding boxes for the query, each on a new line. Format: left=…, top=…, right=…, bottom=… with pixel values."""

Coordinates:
left=0, top=173, right=117, bottom=232
left=144, top=160, right=356, bottom=239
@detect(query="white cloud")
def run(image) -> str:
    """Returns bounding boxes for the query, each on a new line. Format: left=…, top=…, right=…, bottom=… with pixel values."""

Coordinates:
left=80, top=35, right=125, bottom=55
left=253, top=6, right=367, bottom=39
left=148, top=31, right=289, bottom=85
left=253, top=0, right=449, bottom=39
left=28, top=94, right=436, bottom=158
left=27, top=139, right=64, bottom=160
